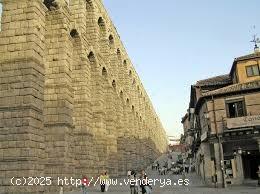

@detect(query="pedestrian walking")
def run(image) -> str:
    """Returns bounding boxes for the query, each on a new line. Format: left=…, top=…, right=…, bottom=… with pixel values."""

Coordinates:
left=139, top=170, right=146, bottom=194
left=104, top=171, right=110, bottom=192
left=59, top=185, right=63, bottom=194
left=80, top=176, right=89, bottom=194
left=100, top=172, right=106, bottom=192
left=141, top=169, right=152, bottom=194
left=185, top=163, right=189, bottom=173
left=127, top=170, right=132, bottom=178
left=129, top=170, right=138, bottom=194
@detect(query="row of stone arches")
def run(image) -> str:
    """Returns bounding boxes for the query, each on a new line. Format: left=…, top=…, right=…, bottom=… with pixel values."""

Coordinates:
left=43, top=0, right=161, bottom=138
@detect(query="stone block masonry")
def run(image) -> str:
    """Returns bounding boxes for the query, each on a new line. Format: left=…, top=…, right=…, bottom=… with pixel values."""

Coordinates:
left=0, top=0, right=168, bottom=193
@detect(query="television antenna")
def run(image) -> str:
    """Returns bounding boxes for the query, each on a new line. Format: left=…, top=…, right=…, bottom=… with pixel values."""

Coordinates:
left=250, top=25, right=260, bottom=50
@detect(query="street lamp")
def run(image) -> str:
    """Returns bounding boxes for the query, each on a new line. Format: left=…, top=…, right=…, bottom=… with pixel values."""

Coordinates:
left=237, top=147, right=242, bottom=155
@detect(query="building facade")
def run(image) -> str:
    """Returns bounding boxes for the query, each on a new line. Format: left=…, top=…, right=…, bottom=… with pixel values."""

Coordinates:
left=183, top=49, right=260, bottom=187
left=0, top=0, right=168, bottom=193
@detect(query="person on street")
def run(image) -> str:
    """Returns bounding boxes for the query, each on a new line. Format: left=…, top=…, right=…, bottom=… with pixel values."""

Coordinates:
left=127, top=170, right=132, bottom=178
left=141, top=170, right=152, bottom=194
left=104, top=171, right=110, bottom=192
left=80, top=176, right=89, bottom=194
left=139, top=170, right=146, bottom=194
left=99, top=173, right=106, bottom=192
left=129, top=170, right=138, bottom=194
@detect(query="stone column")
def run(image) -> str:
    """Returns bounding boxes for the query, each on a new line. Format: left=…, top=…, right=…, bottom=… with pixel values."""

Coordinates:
left=0, top=0, right=46, bottom=193
left=44, top=3, right=75, bottom=192
left=213, top=142, right=225, bottom=188
left=235, top=152, right=244, bottom=184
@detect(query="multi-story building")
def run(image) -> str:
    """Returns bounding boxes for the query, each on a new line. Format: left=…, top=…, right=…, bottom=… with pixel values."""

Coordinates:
left=183, top=48, right=260, bottom=187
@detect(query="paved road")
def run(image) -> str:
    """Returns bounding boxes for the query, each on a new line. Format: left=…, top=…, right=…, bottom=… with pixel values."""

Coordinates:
left=64, top=152, right=260, bottom=194
left=64, top=171, right=260, bottom=194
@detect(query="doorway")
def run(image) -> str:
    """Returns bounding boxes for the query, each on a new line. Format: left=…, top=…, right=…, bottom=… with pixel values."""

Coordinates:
left=242, top=151, right=260, bottom=179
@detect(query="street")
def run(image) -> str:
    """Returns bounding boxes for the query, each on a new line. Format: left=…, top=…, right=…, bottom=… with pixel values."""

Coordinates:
left=65, top=171, right=260, bottom=194
left=65, top=152, right=260, bottom=194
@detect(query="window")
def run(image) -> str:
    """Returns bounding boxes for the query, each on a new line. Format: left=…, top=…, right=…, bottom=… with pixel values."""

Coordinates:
left=226, top=100, right=246, bottom=118
left=246, top=64, right=260, bottom=77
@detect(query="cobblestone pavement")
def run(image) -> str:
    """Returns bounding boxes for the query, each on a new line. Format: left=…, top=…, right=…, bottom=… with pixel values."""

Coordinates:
left=65, top=170, right=260, bottom=194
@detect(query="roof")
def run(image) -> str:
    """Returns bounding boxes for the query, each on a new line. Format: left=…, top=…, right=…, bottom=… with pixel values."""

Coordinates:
left=202, top=80, right=260, bottom=97
left=194, top=80, right=260, bottom=114
left=181, top=113, right=188, bottom=123
left=235, top=51, right=260, bottom=62
left=195, top=74, right=232, bottom=87
left=230, top=51, right=260, bottom=75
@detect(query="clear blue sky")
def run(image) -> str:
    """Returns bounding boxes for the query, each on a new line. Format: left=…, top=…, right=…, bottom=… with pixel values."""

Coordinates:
left=1, top=1, right=260, bottom=138
left=103, top=0, right=260, bottom=138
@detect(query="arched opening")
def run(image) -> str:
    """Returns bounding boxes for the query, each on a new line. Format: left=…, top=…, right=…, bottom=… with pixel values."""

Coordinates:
left=88, top=51, right=95, bottom=63
left=98, top=17, right=105, bottom=30
left=43, top=0, right=58, bottom=10
left=108, top=34, right=114, bottom=45
left=126, top=98, right=130, bottom=104
left=120, top=91, right=123, bottom=98
left=132, top=105, right=135, bottom=112
left=129, top=70, right=132, bottom=76
left=112, top=80, right=116, bottom=88
left=117, top=48, right=121, bottom=58
left=123, top=60, right=127, bottom=65
left=140, top=116, right=142, bottom=121
left=137, top=86, right=140, bottom=91
left=86, top=0, right=93, bottom=9
left=102, top=67, right=107, bottom=76
left=70, top=29, right=79, bottom=38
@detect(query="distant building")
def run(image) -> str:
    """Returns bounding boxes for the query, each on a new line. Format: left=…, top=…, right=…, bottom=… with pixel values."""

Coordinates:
left=183, top=49, right=260, bottom=187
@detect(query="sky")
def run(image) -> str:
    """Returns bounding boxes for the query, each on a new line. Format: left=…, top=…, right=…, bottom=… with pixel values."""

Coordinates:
left=102, top=0, right=260, bottom=138
left=1, top=1, right=260, bottom=138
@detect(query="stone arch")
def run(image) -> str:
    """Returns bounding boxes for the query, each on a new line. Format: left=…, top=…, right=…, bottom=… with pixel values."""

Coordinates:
left=102, top=67, right=107, bottom=76
left=86, top=0, right=94, bottom=9
left=129, top=70, right=132, bottom=76
left=112, top=80, right=116, bottom=88
left=120, top=90, right=123, bottom=98
left=108, top=34, right=114, bottom=45
left=117, top=48, right=121, bottom=58
left=70, top=29, right=79, bottom=38
left=43, top=0, right=58, bottom=10
left=98, top=17, right=106, bottom=31
left=88, top=51, right=95, bottom=63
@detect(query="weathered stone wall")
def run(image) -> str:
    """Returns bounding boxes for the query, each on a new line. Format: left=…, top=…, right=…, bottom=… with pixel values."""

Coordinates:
left=0, top=0, right=168, bottom=193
